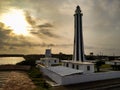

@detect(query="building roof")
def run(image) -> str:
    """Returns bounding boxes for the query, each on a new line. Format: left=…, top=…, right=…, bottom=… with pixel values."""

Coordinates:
left=62, top=60, right=94, bottom=65
left=47, top=66, right=83, bottom=76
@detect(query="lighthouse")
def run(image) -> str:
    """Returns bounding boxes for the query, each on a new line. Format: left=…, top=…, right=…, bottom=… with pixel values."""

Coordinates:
left=73, top=6, right=85, bottom=62
left=37, top=6, right=95, bottom=85
left=62, top=6, right=94, bottom=73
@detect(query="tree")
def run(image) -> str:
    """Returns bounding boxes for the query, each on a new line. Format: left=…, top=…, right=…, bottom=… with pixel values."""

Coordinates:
left=95, top=60, right=105, bottom=72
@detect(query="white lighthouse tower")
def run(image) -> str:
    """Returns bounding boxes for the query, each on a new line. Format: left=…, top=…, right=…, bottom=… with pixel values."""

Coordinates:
left=62, top=6, right=94, bottom=74
left=73, top=6, right=85, bottom=62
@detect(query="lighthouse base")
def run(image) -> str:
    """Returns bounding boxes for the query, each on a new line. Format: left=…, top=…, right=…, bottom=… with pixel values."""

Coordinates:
left=62, top=60, right=94, bottom=74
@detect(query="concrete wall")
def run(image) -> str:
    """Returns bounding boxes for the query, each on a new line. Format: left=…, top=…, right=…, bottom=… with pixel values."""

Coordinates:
left=36, top=58, right=59, bottom=67
left=62, top=71, right=120, bottom=85
left=39, top=65, right=120, bottom=85
left=63, top=62, right=94, bottom=74
left=80, top=64, right=94, bottom=74
left=40, top=66, right=62, bottom=85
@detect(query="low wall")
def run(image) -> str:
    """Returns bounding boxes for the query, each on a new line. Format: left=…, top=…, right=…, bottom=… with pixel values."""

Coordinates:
left=39, top=66, right=120, bottom=85
left=40, top=66, right=62, bottom=84
left=62, top=71, right=120, bottom=85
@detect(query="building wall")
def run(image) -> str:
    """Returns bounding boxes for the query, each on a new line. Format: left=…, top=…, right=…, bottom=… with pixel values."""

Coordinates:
left=39, top=65, right=120, bottom=85
left=36, top=58, right=59, bottom=67
left=39, top=65, right=62, bottom=85
left=62, top=71, right=120, bottom=85
left=82, top=64, right=94, bottom=74
left=63, top=62, right=94, bottom=74
left=43, top=59, right=59, bottom=66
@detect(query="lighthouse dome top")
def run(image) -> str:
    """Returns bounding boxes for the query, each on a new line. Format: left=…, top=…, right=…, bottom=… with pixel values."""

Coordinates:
left=75, top=5, right=81, bottom=13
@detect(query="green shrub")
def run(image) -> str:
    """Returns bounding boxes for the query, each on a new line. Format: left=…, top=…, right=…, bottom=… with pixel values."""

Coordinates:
left=28, top=67, right=51, bottom=90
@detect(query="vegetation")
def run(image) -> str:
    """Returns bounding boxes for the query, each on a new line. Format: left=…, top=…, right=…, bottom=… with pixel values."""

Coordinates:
left=101, top=64, right=111, bottom=69
left=16, top=59, right=36, bottom=66
left=28, top=67, right=51, bottom=90
left=16, top=58, right=51, bottom=90
left=1, top=53, right=119, bottom=61
left=95, top=60, right=105, bottom=72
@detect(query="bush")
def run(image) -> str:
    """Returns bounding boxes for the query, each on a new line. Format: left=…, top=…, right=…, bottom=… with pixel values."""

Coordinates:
left=95, top=60, right=105, bottom=72
left=28, top=67, right=42, bottom=78
left=28, top=67, right=51, bottom=90
left=16, top=59, right=36, bottom=66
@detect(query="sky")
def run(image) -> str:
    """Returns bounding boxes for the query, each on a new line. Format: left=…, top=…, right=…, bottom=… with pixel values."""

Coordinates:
left=0, top=0, right=120, bottom=55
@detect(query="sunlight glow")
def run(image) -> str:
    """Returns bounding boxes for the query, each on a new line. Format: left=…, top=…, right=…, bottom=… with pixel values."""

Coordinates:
left=1, top=9, right=29, bottom=35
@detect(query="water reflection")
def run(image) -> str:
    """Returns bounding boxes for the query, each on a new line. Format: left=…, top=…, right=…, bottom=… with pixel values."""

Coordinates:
left=0, top=57, right=25, bottom=65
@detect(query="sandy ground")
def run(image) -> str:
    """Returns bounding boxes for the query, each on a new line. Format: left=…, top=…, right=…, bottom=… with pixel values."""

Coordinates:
left=1, top=71, right=36, bottom=90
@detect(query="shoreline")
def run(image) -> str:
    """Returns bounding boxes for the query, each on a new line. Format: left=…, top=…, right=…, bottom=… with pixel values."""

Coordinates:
left=0, top=65, right=30, bottom=71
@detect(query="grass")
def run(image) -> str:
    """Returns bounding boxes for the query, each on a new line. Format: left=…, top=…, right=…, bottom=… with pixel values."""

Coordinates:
left=95, top=64, right=112, bottom=72
left=101, top=64, right=111, bottom=69
left=28, top=67, right=51, bottom=90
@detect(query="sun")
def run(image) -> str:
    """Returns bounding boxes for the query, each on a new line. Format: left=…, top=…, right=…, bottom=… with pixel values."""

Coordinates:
left=1, top=9, right=29, bottom=35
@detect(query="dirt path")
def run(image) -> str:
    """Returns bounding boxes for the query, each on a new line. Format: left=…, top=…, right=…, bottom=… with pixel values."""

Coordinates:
left=1, top=71, right=36, bottom=90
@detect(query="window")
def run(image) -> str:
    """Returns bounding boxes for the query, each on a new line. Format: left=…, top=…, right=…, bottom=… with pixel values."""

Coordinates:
left=76, top=65, right=79, bottom=70
left=66, top=63, right=69, bottom=67
left=49, top=60, right=50, bottom=63
left=72, top=64, right=75, bottom=69
left=87, top=66, right=90, bottom=71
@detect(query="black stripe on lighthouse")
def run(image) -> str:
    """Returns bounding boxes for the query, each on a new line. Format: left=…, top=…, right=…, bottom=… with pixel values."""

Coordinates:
left=80, top=15, right=84, bottom=62
left=76, top=14, right=79, bottom=61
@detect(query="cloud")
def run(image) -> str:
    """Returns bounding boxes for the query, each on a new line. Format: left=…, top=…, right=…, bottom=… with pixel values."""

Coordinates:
left=0, top=0, right=77, bottom=54
left=0, top=0, right=120, bottom=55
left=90, top=0, right=120, bottom=30
left=24, top=11, right=36, bottom=26
left=30, top=29, right=60, bottom=39
left=24, top=11, right=60, bottom=39
left=0, top=22, right=5, bottom=27
left=0, top=21, right=67, bottom=54
left=40, top=29, right=59, bottom=38
left=0, top=22, right=34, bottom=52
left=0, top=22, right=13, bottom=42
left=38, top=23, right=53, bottom=28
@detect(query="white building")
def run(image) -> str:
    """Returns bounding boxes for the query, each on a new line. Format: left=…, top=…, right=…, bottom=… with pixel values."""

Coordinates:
left=106, top=60, right=120, bottom=65
left=106, top=60, right=120, bottom=70
left=39, top=58, right=59, bottom=67
left=36, top=49, right=59, bottom=67
left=40, top=65, right=120, bottom=85
left=62, top=60, right=94, bottom=74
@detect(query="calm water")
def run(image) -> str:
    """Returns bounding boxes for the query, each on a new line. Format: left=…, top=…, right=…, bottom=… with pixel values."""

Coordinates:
left=0, top=57, right=25, bottom=65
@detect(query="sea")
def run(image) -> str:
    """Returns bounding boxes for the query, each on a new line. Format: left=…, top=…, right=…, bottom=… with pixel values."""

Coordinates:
left=0, top=57, right=25, bottom=89
left=0, top=57, right=25, bottom=65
